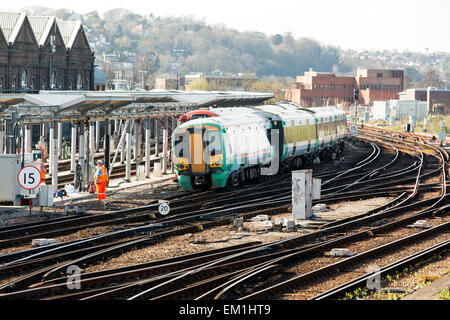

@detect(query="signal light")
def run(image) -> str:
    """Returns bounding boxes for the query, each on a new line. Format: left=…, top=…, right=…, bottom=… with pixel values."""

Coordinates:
left=353, top=89, right=359, bottom=101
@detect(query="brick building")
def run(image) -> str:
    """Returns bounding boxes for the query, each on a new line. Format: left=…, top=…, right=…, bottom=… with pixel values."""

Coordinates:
left=285, top=68, right=404, bottom=107
left=0, top=12, right=94, bottom=93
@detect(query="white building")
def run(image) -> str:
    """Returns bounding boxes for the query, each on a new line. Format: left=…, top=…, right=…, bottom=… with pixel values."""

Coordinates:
left=373, top=100, right=428, bottom=121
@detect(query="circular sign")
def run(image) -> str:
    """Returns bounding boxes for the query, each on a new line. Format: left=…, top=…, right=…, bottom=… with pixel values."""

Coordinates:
left=158, top=203, right=170, bottom=216
left=349, top=124, right=358, bottom=133
left=18, top=166, right=41, bottom=190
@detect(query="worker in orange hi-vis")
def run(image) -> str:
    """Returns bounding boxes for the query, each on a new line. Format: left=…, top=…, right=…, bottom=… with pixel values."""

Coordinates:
left=94, top=160, right=109, bottom=200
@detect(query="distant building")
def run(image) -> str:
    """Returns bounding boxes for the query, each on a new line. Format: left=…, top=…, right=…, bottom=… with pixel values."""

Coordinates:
left=356, top=69, right=404, bottom=105
left=0, top=12, right=94, bottom=93
left=93, top=67, right=106, bottom=91
left=373, top=100, right=428, bottom=121
left=285, top=68, right=404, bottom=107
left=184, top=72, right=257, bottom=91
left=399, top=88, right=450, bottom=114
left=155, top=77, right=185, bottom=90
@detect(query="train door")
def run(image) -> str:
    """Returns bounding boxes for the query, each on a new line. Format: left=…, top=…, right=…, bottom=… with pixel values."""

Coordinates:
left=189, top=129, right=206, bottom=173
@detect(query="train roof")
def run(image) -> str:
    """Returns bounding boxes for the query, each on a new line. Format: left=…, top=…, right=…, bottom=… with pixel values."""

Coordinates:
left=176, top=113, right=268, bottom=130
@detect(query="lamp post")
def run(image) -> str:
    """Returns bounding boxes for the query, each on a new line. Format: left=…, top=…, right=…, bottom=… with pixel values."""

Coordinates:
left=139, top=70, right=147, bottom=90
left=172, top=48, right=184, bottom=90
left=353, top=89, right=359, bottom=124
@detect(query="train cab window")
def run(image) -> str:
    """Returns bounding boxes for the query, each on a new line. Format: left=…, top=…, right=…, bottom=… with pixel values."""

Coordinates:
left=206, top=131, right=222, bottom=155
left=174, top=133, right=188, bottom=157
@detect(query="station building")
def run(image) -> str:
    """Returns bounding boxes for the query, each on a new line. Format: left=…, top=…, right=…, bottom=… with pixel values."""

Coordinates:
left=0, top=12, right=94, bottom=93
left=285, top=68, right=404, bottom=107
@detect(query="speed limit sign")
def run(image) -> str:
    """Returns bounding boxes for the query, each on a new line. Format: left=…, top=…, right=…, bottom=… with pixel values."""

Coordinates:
left=18, top=166, right=41, bottom=190
left=158, top=200, right=170, bottom=216
left=349, top=124, right=358, bottom=136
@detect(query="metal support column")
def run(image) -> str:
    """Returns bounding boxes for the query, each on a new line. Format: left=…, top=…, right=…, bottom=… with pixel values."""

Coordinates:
left=89, top=122, right=95, bottom=163
left=163, top=117, right=168, bottom=174
left=125, top=118, right=132, bottom=182
left=57, top=122, right=62, bottom=158
left=104, top=118, right=110, bottom=171
left=133, top=120, right=139, bottom=161
left=145, top=118, right=151, bottom=178
left=154, top=119, right=159, bottom=157
left=0, top=121, right=4, bottom=154
left=24, top=124, right=32, bottom=153
left=95, top=121, right=100, bottom=152
left=120, top=120, right=125, bottom=164
left=137, top=119, right=142, bottom=158
left=79, top=122, right=86, bottom=190
left=51, top=121, right=58, bottom=190
left=70, top=123, right=77, bottom=172
left=49, top=123, right=54, bottom=175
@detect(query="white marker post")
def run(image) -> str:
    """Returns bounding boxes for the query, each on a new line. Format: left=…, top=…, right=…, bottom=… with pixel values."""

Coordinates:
left=158, top=200, right=170, bottom=216
left=292, top=169, right=313, bottom=220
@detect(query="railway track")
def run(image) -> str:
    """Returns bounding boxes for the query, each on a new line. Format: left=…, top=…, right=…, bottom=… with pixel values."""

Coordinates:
left=0, top=128, right=447, bottom=300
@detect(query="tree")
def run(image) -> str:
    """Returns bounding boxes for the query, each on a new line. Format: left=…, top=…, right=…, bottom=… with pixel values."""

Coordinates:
left=420, top=68, right=442, bottom=88
left=187, top=79, right=215, bottom=91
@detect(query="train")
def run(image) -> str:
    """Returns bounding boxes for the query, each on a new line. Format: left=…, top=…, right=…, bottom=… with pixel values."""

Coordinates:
left=172, top=102, right=347, bottom=190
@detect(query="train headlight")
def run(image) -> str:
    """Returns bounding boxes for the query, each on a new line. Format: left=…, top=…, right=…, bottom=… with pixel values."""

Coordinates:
left=176, top=162, right=185, bottom=169
left=214, top=160, right=223, bottom=166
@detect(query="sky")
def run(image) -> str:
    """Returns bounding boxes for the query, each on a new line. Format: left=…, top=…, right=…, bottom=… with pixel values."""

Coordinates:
left=4, top=0, right=450, bottom=53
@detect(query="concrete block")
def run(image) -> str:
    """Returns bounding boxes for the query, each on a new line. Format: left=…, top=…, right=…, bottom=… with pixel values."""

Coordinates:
left=286, top=220, right=295, bottom=231
left=75, top=206, right=85, bottom=214
left=251, top=215, right=269, bottom=222
left=409, top=220, right=431, bottom=229
left=248, top=220, right=273, bottom=232
left=32, top=238, right=57, bottom=247
left=153, top=162, right=162, bottom=177
left=312, top=204, right=327, bottom=211
left=234, top=217, right=244, bottom=228
left=329, top=248, right=355, bottom=257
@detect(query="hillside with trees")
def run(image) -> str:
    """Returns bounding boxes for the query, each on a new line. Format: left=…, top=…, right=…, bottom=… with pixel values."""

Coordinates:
left=21, top=6, right=450, bottom=90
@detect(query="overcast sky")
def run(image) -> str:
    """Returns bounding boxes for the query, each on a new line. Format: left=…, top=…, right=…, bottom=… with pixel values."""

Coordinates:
left=4, top=0, right=450, bottom=53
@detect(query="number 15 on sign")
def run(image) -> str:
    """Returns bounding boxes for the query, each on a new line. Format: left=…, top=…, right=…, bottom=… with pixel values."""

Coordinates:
left=18, top=166, right=41, bottom=190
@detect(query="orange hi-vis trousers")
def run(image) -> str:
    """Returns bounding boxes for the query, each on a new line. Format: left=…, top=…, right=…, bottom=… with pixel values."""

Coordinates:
left=96, top=182, right=106, bottom=200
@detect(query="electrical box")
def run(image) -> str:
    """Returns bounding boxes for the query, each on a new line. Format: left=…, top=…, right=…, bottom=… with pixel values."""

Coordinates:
left=0, top=154, right=21, bottom=202
left=39, top=184, right=55, bottom=207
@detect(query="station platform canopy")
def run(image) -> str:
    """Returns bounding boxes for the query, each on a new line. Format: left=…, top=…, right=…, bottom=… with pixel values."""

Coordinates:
left=0, top=90, right=274, bottom=124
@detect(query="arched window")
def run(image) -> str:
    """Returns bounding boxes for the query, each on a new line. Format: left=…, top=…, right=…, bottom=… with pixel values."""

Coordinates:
left=77, top=73, right=82, bottom=90
left=51, top=71, right=56, bottom=89
left=21, top=71, right=27, bottom=91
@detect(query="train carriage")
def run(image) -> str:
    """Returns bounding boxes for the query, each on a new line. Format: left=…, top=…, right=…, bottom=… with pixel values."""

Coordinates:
left=173, top=102, right=347, bottom=190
